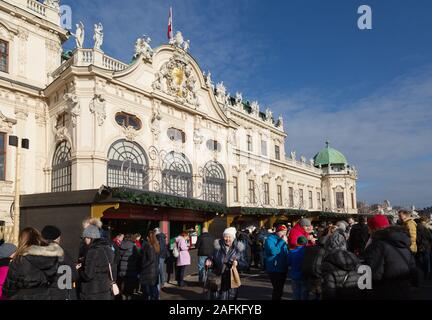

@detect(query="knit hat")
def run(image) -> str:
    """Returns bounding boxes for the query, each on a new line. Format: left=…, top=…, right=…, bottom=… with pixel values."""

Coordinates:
left=82, top=225, right=101, bottom=239
left=368, top=214, right=389, bottom=231
left=276, top=224, right=287, bottom=232
left=223, top=227, right=237, bottom=239
left=299, top=218, right=311, bottom=227
left=41, top=225, right=61, bottom=241
left=0, top=240, right=17, bottom=258
left=297, top=236, right=308, bottom=246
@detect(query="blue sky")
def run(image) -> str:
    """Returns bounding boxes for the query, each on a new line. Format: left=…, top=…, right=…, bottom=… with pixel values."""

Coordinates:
left=62, top=0, right=432, bottom=208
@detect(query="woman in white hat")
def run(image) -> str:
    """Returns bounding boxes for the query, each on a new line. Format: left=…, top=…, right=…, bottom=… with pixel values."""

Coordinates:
left=204, top=227, right=248, bottom=300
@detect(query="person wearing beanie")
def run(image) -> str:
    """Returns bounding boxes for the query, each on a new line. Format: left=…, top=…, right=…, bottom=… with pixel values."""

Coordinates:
left=363, top=215, right=416, bottom=299
left=288, top=218, right=315, bottom=250
left=77, top=224, right=116, bottom=300
left=41, top=225, right=79, bottom=300
left=264, top=224, right=289, bottom=300
left=204, top=226, right=248, bottom=300
left=0, top=240, right=16, bottom=300
left=287, top=236, right=309, bottom=300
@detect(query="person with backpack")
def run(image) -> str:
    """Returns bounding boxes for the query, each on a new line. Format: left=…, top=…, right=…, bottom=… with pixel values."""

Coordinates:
left=264, top=224, right=289, bottom=300
left=287, top=236, right=309, bottom=300
left=3, top=227, right=66, bottom=300
left=175, top=231, right=191, bottom=287
left=364, top=214, right=417, bottom=300
left=320, top=242, right=362, bottom=300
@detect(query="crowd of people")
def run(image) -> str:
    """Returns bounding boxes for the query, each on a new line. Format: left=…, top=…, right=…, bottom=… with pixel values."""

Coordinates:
left=0, top=209, right=431, bottom=300
left=262, top=210, right=432, bottom=300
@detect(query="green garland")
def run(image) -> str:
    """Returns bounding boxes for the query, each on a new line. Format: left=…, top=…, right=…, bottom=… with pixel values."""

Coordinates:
left=111, top=188, right=228, bottom=214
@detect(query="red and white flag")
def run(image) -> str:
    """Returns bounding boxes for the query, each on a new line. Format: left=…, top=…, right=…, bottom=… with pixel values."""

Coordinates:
left=167, top=7, right=173, bottom=41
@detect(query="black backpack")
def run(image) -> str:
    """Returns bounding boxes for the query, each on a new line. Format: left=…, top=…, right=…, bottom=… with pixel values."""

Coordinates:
left=301, top=245, right=326, bottom=279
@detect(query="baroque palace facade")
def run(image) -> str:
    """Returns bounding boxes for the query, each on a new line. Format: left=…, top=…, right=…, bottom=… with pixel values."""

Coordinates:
left=0, top=0, right=357, bottom=246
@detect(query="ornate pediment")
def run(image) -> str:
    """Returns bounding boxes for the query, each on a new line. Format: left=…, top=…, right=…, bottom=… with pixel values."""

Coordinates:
left=152, top=51, right=200, bottom=108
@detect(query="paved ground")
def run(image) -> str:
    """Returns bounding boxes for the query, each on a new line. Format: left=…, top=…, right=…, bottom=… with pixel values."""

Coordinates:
left=160, top=267, right=432, bottom=300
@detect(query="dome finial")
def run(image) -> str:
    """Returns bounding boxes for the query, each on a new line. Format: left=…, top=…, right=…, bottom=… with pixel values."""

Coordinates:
left=325, top=140, right=330, bottom=148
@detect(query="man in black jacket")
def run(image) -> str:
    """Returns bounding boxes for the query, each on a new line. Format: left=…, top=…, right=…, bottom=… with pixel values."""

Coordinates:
left=347, top=216, right=370, bottom=258
left=195, top=228, right=215, bottom=284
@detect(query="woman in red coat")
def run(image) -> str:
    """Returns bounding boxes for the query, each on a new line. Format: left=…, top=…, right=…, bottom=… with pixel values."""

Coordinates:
left=288, top=219, right=316, bottom=250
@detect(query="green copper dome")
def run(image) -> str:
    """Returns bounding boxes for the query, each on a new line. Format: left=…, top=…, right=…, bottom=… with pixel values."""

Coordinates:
left=313, top=141, right=348, bottom=167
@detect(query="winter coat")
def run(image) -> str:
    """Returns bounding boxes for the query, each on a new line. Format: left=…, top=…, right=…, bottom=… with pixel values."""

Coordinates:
left=237, top=232, right=253, bottom=263
left=347, top=223, right=370, bottom=256
left=0, top=258, right=11, bottom=300
left=321, top=249, right=362, bottom=300
left=176, top=236, right=191, bottom=266
left=140, top=242, right=159, bottom=286
left=414, top=220, right=432, bottom=253
left=403, top=219, right=417, bottom=253
left=264, top=233, right=288, bottom=273
left=288, top=224, right=313, bottom=250
left=3, top=243, right=66, bottom=300
left=79, top=238, right=115, bottom=300
left=118, top=240, right=140, bottom=278
left=209, top=239, right=248, bottom=292
left=156, top=233, right=168, bottom=260
left=196, top=232, right=215, bottom=257
left=287, top=246, right=306, bottom=281
left=364, top=226, right=416, bottom=299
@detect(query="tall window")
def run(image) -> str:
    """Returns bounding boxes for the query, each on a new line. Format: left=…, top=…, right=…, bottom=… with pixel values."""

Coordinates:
left=248, top=179, right=255, bottom=204
left=351, top=192, right=355, bottom=209
left=317, top=192, right=321, bottom=210
left=0, top=40, right=8, bottom=73
left=203, top=161, right=226, bottom=204
left=0, top=133, right=5, bottom=180
left=275, top=145, right=280, bottom=160
left=107, top=140, right=148, bottom=189
left=233, top=176, right=239, bottom=202
left=264, top=182, right=270, bottom=205
left=309, top=191, right=313, bottom=209
left=277, top=185, right=282, bottom=206
left=289, top=187, right=294, bottom=207
left=247, top=134, right=252, bottom=152
left=336, top=192, right=345, bottom=209
left=162, top=152, right=193, bottom=197
left=299, top=189, right=304, bottom=208
left=51, top=141, right=72, bottom=192
left=261, top=140, right=267, bottom=156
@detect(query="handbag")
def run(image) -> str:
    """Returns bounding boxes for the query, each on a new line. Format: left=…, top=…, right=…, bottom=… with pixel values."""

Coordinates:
left=173, top=242, right=180, bottom=258
left=103, top=250, right=120, bottom=296
left=230, top=264, right=241, bottom=289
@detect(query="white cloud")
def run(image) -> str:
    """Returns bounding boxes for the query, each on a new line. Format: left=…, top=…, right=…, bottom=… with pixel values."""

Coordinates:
left=267, top=65, right=432, bottom=208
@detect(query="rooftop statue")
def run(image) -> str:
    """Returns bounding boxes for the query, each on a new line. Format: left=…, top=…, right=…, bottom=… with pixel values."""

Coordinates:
left=265, top=108, right=273, bottom=122
left=44, top=0, right=60, bottom=9
left=216, top=82, right=227, bottom=99
left=235, top=92, right=243, bottom=107
left=170, top=31, right=190, bottom=52
left=251, top=101, right=260, bottom=115
left=134, top=36, right=153, bottom=60
left=72, top=21, right=84, bottom=49
left=93, top=23, right=104, bottom=51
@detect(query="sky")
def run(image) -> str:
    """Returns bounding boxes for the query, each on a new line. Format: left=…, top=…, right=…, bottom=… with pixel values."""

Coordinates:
left=61, top=0, right=432, bottom=208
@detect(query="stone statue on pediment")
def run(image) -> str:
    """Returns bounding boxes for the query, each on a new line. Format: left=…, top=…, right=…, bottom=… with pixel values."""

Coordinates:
left=251, top=101, right=260, bottom=116
left=235, top=92, right=243, bottom=108
left=290, top=151, right=296, bottom=160
left=265, top=108, right=273, bottom=122
left=134, top=36, right=153, bottom=60
left=93, top=23, right=104, bottom=51
left=72, top=21, right=84, bottom=49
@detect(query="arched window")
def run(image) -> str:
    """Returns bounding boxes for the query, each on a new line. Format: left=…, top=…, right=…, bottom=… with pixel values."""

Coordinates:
left=107, top=140, right=148, bottom=189
left=203, top=161, right=226, bottom=203
left=162, top=152, right=192, bottom=197
left=52, top=140, right=72, bottom=192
